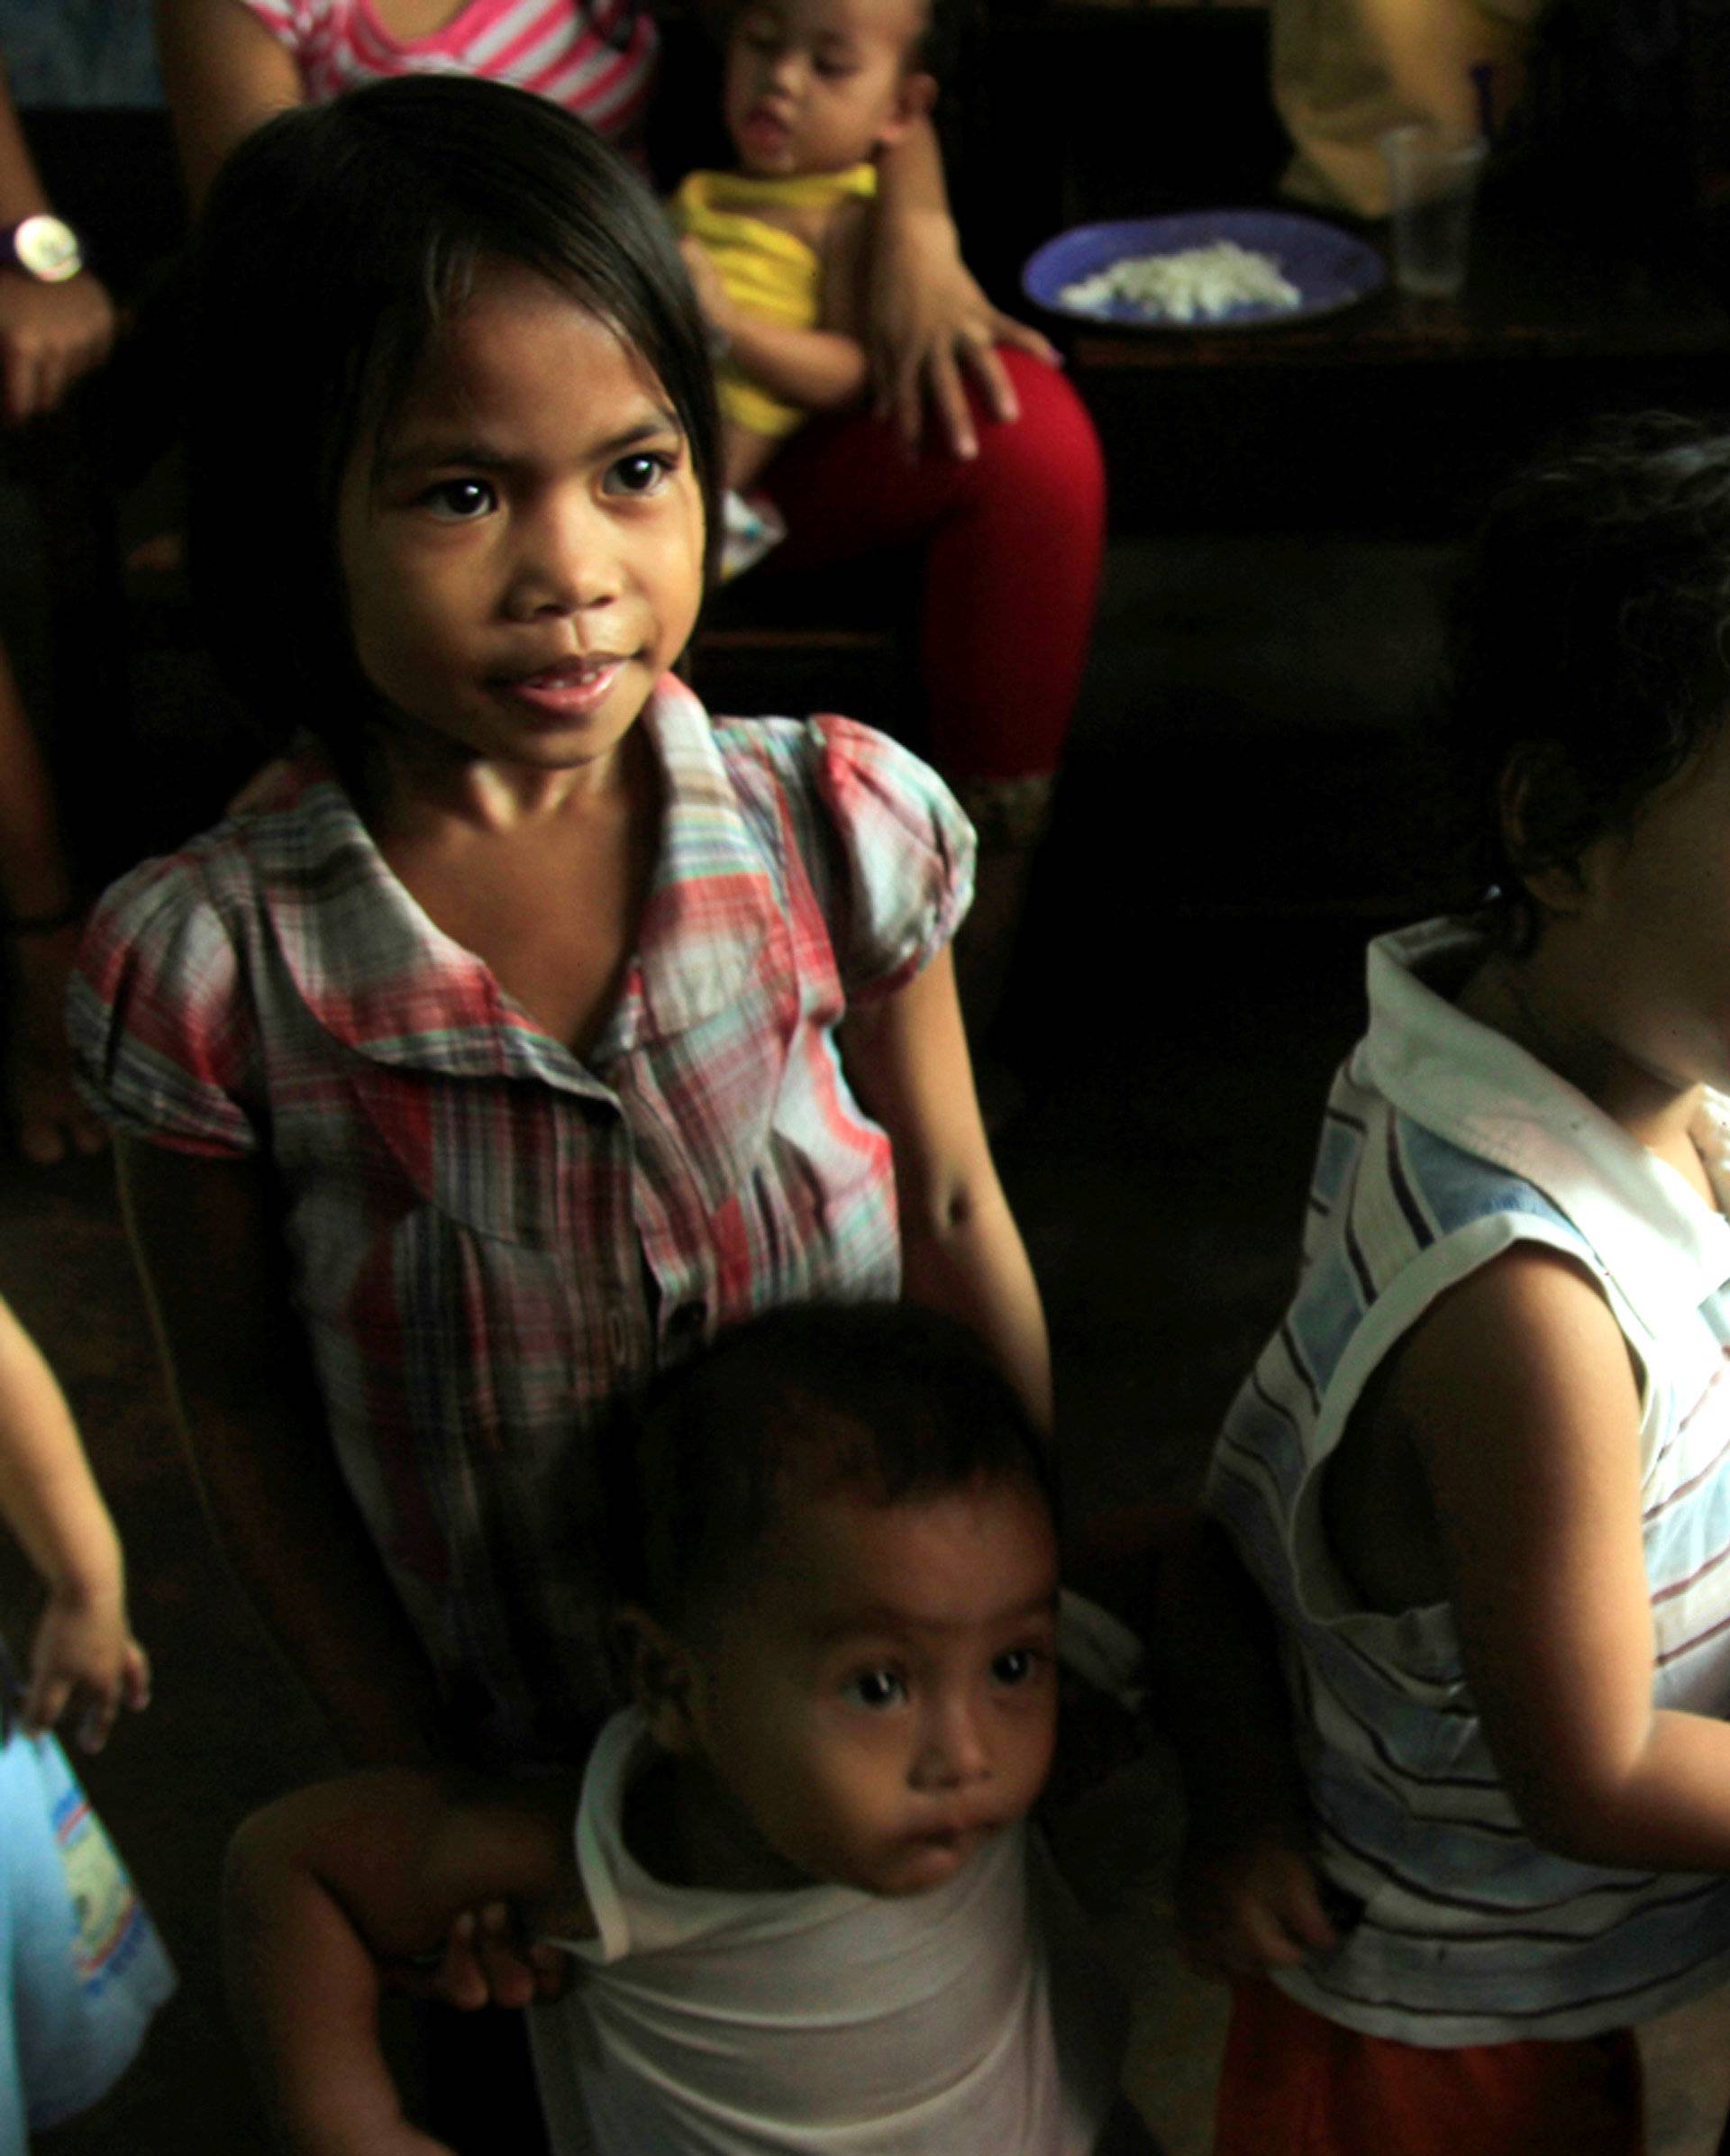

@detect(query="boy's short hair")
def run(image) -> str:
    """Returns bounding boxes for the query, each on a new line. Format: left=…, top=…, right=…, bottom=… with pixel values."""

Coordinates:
left=187, top=74, right=721, bottom=760
left=611, top=1302, right=1052, bottom=1624
left=1445, top=412, right=1730, bottom=947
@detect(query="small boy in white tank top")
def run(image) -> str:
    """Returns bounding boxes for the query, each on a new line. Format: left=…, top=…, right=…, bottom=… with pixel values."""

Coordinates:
left=223, top=1304, right=1156, bottom=2154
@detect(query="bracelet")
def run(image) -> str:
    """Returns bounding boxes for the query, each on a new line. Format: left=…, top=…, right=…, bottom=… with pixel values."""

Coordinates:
left=3, top=899, right=81, bottom=935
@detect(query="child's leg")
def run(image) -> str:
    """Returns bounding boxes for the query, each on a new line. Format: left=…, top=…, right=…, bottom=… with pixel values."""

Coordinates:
left=1216, top=1977, right=1644, bottom=2156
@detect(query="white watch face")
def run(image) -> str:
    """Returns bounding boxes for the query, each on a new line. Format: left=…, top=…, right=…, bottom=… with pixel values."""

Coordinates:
left=14, top=215, right=82, bottom=284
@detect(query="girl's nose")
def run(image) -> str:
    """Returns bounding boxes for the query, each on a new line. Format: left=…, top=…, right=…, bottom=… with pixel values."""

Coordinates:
left=505, top=499, right=621, bottom=618
left=910, top=1694, right=993, bottom=1792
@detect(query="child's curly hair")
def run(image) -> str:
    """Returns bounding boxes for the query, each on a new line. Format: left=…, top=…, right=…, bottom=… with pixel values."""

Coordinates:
left=1444, top=412, right=1730, bottom=950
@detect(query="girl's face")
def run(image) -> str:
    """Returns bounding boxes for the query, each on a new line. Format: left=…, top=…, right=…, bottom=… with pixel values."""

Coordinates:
left=337, top=263, right=705, bottom=787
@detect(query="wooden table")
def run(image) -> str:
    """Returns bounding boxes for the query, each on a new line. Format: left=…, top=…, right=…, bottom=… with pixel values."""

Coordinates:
left=1061, top=188, right=1730, bottom=535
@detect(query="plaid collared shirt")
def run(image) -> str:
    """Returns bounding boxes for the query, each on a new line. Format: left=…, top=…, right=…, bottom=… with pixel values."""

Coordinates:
left=72, top=683, right=973, bottom=1765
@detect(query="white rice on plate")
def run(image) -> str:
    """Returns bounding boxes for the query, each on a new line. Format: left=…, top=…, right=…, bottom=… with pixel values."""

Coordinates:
left=1058, top=240, right=1302, bottom=323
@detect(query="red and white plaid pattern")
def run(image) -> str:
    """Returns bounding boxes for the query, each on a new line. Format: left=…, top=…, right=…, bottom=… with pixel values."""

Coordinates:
left=73, top=683, right=973, bottom=1763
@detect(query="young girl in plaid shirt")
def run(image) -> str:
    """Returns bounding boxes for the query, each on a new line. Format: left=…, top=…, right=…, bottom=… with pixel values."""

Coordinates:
left=70, top=75, right=1047, bottom=1784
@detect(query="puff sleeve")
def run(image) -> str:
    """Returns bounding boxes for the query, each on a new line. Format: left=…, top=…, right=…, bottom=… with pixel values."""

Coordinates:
left=724, top=714, right=976, bottom=1005
left=68, top=852, right=260, bottom=1160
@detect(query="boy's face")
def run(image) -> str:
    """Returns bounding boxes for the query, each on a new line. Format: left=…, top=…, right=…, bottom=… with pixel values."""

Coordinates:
left=669, top=1472, right=1059, bottom=1897
left=724, top=0, right=930, bottom=179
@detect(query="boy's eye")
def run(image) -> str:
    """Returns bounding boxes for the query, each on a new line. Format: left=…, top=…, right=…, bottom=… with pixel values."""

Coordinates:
left=815, top=57, right=858, bottom=78
left=606, top=451, right=673, bottom=497
left=423, top=478, right=496, bottom=521
left=843, top=1667, right=906, bottom=1710
left=991, top=1646, right=1043, bottom=1688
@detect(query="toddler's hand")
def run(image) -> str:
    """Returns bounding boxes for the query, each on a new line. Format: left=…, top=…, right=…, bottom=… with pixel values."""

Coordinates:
left=24, top=1586, right=150, bottom=1751
left=677, top=237, right=733, bottom=340
left=1175, top=1830, right=1349, bottom=1982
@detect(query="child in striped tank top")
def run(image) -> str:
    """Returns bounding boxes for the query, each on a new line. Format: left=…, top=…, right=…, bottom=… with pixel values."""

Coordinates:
left=1178, top=416, right=1730, bottom=2156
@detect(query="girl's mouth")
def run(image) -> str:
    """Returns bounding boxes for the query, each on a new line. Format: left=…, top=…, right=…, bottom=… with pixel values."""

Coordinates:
left=496, top=657, right=627, bottom=719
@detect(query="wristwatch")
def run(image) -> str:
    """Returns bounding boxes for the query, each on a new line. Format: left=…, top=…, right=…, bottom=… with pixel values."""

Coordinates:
left=0, top=214, right=85, bottom=285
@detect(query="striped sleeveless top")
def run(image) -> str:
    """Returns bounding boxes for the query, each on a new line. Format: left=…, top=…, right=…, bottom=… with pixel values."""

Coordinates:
left=1208, top=916, right=1730, bottom=2044
left=238, top=0, right=658, bottom=148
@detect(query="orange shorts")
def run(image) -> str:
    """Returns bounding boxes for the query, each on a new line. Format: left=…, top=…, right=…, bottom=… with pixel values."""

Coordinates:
left=1215, top=1978, right=1644, bottom=2156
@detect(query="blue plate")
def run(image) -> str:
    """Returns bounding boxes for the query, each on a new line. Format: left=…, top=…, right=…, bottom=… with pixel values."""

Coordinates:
left=1022, top=210, right=1386, bottom=330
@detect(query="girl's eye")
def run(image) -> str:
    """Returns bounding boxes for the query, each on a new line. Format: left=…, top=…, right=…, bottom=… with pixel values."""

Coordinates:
left=815, top=58, right=857, bottom=78
left=991, top=1646, right=1042, bottom=1688
left=423, top=478, right=496, bottom=521
left=843, top=1668, right=906, bottom=1711
left=606, top=451, right=672, bottom=497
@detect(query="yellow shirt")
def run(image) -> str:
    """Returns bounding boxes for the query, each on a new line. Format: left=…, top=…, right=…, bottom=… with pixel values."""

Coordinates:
left=672, top=164, right=877, bottom=439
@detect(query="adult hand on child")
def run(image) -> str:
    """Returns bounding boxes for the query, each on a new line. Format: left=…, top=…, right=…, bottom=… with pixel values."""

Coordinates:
left=24, top=1580, right=151, bottom=1751
left=1175, top=1827, right=1348, bottom=1981
left=865, top=211, right=1058, bottom=460
left=0, top=270, right=116, bottom=425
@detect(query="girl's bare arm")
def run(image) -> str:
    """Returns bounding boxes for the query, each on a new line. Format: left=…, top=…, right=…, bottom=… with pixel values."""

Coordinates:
left=226, top=1769, right=586, bottom=2155
left=1395, top=1242, right=1730, bottom=1869
left=839, top=946, right=1051, bottom=1432
left=153, top=0, right=305, bottom=205
left=115, top=1135, right=444, bottom=1765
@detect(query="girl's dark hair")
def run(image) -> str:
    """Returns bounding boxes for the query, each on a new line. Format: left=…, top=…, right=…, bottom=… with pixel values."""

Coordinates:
left=1445, top=412, right=1730, bottom=948
left=608, top=1302, right=1053, bottom=1624
left=187, top=74, right=721, bottom=754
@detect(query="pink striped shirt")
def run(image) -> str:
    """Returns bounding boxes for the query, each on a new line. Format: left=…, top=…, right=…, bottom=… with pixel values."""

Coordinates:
left=238, top=0, right=659, bottom=147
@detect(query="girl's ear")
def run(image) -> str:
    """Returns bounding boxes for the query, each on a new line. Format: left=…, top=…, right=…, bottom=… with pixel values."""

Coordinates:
left=1498, top=742, right=1591, bottom=916
left=616, top=1606, right=704, bottom=1756
left=878, top=70, right=936, bottom=147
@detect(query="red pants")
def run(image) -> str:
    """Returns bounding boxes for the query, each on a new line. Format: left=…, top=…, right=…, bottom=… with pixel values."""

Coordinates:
left=1216, top=1978, right=1644, bottom=2156
left=761, top=350, right=1106, bottom=787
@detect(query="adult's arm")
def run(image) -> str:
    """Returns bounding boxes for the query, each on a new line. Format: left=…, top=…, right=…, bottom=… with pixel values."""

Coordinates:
left=154, top=0, right=305, bottom=206
left=115, top=1134, right=445, bottom=1765
left=839, top=946, right=1052, bottom=1432
left=0, top=59, right=116, bottom=422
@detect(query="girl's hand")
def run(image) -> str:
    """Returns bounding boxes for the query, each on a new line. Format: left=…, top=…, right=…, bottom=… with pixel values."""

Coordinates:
left=865, top=211, right=1058, bottom=459
left=1174, top=1829, right=1345, bottom=1982
left=24, top=1584, right=150, bottom=1751
left=389, top=1901, right=569, bottom=2012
